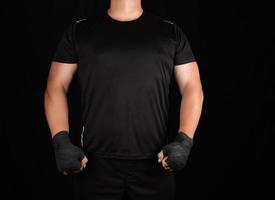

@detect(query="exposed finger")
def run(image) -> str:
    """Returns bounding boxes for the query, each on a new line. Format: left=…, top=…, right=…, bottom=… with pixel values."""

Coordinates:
left=162, top=156, right=168, bottom=168
left=81, top=156, right=88, bottom=167
left=163, top=166, right=170, bottom=171
left=167, top=168, right=173, bottom=172
left=158, top=150, right=164, bottom=163
left=165, top=165, right=172, bottom=170
left=63, top=171, right=68, bottom=175
left=164, top=164, right=170, bottom=169
left=164, top=160, right=173, bottom=171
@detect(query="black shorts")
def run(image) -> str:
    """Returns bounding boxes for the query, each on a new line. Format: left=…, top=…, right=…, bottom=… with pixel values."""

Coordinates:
left=73, top=155, right=176, bottom=200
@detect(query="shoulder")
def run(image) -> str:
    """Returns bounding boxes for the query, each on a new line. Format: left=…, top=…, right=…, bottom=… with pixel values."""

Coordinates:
left=161, top=18, right=175, bottom=25
left=145, top=12, right=176, bottom=27
left=145, top=12, right=182, bottom=35
left=72, top=17, right=99, bottom=28
left=73, top=18, right=89, bottom=28
left=75, top=18, right=88, bottom=24
left=71, top=17, right=98, bottom=34
left=64, top=18, right=88, bottom=32
left=74, top=15, right=103, bottom=28
left=145, top=12, right=183, bottom=41
left=152, top=14, right=187, bottom=40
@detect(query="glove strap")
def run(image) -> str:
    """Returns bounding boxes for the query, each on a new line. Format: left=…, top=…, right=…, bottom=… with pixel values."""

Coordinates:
left=175, top=131, right=194, bottom=147
left=52, top=130, right=70, bottom=148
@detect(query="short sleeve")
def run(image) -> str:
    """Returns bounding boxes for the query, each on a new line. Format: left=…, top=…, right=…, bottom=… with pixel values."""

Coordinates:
left=52, top=21, right=78, bottom=63
left=173, top=23, right=196, bottom=65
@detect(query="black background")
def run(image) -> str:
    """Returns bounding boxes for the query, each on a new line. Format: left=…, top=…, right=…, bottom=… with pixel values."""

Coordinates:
left=2, top=0, right=274, bottom=199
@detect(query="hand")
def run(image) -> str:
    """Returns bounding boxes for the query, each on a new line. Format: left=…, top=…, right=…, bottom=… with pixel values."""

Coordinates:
left=161, top=132, right=193, bottom=171
left=52, top=130, right=89, bottom=175
left=62, top=156, right=88, bottom=175
left=157, top=150, right=174, bottom=172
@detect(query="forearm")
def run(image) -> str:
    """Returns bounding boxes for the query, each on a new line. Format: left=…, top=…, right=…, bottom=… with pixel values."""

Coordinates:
left=161, top=87, right=202, bottom=170
left=178, top=87, right=204, bottom=139
left=44, top=86, right=70, bottom=138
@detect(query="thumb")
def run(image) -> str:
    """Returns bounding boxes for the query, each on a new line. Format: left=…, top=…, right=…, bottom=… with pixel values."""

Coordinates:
left=77, top=148, right=86, bottom=160
left=81, top=156, right=88, bottom=168
left=157, top=150, right=164, bottom=163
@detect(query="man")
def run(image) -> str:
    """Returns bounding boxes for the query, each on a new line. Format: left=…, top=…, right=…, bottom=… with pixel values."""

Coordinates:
left=44, top=0, right=204, bottom=199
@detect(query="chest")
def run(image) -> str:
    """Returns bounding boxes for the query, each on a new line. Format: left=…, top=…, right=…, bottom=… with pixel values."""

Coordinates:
left=77, top=25, right=175, bottom=65
left=76, top=24, right=176, bottom=89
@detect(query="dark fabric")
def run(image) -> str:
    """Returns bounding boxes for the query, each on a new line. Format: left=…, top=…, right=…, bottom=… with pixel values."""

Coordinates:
left=162, top=132, right=193, bottom=171
left=52, top=22, right=78, bottom=63
left=73, top=156, right=176, bottom=200
left=52, top=10, right=196, bottom=159
left=52, top=131, right=85, bottom=173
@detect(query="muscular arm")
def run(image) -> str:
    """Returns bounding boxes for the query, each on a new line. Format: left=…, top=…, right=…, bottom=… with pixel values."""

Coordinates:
left=174, top=61, right=204, bottom=139
left=158, top=61, right=203, bottom=170
left=44, top=61, right=78, bottom=138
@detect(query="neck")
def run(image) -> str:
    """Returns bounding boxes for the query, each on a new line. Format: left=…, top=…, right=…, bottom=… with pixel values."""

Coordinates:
left=108, top=0, right=143, bottom=21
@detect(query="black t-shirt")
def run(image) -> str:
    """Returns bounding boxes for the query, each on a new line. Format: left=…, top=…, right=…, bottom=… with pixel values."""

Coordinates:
left=52, top=10, right=196, bottom=159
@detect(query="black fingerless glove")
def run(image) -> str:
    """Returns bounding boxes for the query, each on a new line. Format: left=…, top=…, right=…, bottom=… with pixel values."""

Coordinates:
left=162, top=131, right=193, bottom=171
left=52, top=130, right=85, bottom=174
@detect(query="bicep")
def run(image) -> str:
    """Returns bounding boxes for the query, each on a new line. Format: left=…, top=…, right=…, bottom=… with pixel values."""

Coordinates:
left=174, top=61, right=202, bottom=95
left=46, top=61, right=78, bottom=92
